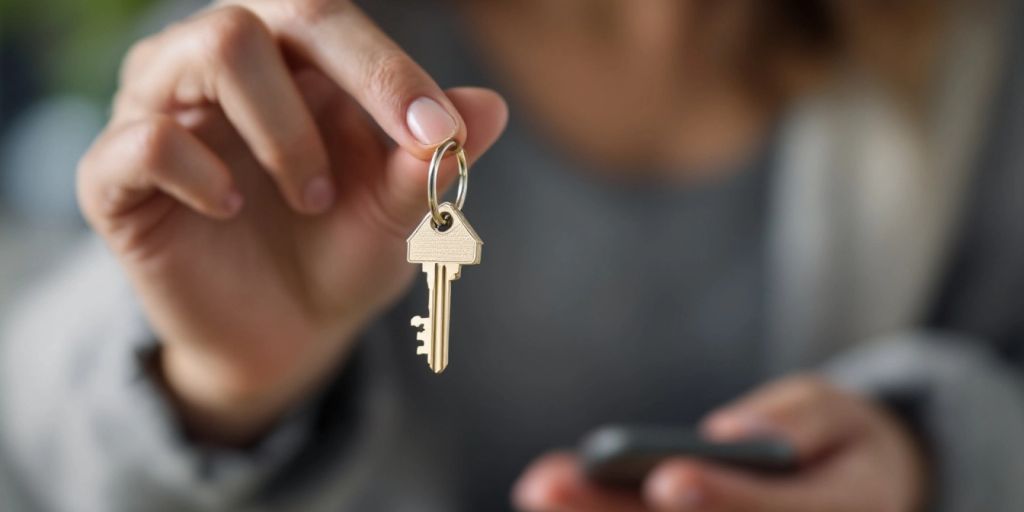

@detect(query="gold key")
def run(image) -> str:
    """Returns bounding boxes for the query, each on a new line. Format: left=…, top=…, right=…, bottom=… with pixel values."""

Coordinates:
left=408, top=203, right=481, bottom=372
left=407, top=139, right=482, bottom=373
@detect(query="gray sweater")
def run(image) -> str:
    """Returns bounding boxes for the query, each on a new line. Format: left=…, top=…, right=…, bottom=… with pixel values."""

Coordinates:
left=3, top=1, right=1024, bottom=511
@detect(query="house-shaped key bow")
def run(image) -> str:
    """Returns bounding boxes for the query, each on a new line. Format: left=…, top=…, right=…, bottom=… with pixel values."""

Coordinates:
left=407, top=202, right=483, bottom=265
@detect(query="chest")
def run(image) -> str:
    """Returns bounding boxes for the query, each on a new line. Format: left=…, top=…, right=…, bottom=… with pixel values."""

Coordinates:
left=390, top=130, right=772, bottom=426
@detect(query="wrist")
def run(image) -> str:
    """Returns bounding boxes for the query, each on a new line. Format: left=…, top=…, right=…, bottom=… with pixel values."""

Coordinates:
left=155, top=325, right=358, bottom=446
left=155, top=345, right=281, bottom=445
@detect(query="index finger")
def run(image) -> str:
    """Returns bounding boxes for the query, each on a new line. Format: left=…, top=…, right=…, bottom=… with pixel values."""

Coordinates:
left=230, top=0, right=466, bottom=158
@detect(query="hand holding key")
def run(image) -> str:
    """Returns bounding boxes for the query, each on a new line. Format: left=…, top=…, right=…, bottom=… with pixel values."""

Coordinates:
left=77, top=0, right=506, bottom=443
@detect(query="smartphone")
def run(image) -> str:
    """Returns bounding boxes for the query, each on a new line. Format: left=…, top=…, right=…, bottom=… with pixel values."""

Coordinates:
left=580, top=424, right=799, bottom=487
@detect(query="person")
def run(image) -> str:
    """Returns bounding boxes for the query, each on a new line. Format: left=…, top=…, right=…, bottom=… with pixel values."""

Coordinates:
left=3, top=0, right=1024, bottom=510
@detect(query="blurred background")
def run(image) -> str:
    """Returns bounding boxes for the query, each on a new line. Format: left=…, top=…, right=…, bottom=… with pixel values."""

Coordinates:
left=0, top=0, right=204, bottom=312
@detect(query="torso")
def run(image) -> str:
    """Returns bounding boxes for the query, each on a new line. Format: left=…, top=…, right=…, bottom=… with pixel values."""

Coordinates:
left=362, top=3, right=774, bottom=509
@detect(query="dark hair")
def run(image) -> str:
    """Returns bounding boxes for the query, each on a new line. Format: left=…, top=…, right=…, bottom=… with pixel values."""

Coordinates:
left=701, top=0, right=939, bottom=104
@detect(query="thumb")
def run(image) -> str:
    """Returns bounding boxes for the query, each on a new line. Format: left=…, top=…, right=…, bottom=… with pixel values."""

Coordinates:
left=385, top=87, right=508, bottom=227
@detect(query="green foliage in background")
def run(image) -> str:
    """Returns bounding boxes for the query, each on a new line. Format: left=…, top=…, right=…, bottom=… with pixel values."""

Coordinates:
left=0, top=0, right=155, bottom=101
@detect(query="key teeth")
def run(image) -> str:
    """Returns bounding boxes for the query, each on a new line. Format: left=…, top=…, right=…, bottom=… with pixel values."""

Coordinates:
left=416, top=339, right=430, bottom=355
left=411, top=315, right=431, bottom=357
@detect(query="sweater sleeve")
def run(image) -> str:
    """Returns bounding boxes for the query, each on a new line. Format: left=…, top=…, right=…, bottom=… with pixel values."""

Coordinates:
left=825, top=331, right=1024, bottom=512
left=0, top=238, right=401, bottom=512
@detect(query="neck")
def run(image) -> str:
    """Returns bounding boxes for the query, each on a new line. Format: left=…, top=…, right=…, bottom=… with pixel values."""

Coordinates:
left=460, top=0, right=771, bottom=178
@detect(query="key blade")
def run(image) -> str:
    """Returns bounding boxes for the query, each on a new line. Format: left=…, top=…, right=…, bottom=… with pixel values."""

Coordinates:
left=428, top=263, right=458, bottom=374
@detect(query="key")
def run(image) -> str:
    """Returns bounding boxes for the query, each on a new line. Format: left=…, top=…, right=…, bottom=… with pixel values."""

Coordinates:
left=407, top=202, right=483, bottom=373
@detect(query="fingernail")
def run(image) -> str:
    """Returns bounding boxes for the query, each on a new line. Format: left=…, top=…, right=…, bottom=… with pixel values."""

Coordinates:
left=223, top=191, right=244, bottom=216
left=406, top=97, right=457, bottom=145
left=303, top=176, right=335, bottom=213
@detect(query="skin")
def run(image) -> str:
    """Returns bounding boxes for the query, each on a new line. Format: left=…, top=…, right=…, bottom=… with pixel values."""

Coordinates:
left=76, top=0, right=926, bottom=508
left=460, top=0, right=771, bottom=175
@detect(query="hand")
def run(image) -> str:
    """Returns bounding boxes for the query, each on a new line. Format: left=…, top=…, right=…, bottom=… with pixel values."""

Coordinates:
left=77, top=0, right=508, bottom=443
left=513, top=375, right=926, bottom=512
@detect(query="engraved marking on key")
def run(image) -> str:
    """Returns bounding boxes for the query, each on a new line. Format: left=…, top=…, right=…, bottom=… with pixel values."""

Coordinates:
left=408, top=202, right=482, bottom=373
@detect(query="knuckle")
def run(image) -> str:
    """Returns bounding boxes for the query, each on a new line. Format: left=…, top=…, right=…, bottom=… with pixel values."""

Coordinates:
left=120, top=36, right=158, bottom=86
left=76, top=136, right=105, bottom=179
left=76, top=144, right=106, bottom=214
left=788, top=374, right=835, bottom=403
left=75, top=120, right=175, bottom=223
left=259, top=147, right=296, bottom=177
left=200, top=6, right=268, bottom=64
left=361, top=50, right=414, bottom=110
left=110, top=89, right=138, bottom=119
left=285, top=0, right=352, bottom=26
left=126, top=118, right=178, bottom=173
left=261, top=131, right=325, bottom=178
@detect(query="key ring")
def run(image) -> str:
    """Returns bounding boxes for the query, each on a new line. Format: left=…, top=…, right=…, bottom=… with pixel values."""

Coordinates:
left=427, top=137, right=468, bottom=228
